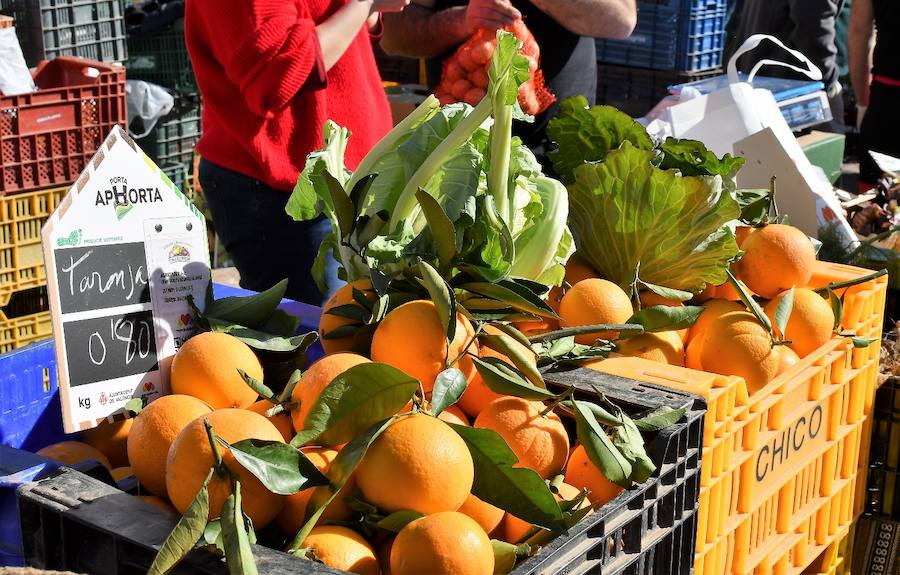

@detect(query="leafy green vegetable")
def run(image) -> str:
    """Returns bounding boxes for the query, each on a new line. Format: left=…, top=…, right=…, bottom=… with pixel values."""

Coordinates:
left=285, top=31, right=573, bottom=293
left=567, top=142, right=741, bottom=293
left=657, top=138, right=745, bottom=179
left=547, top=97, right=653, bottom=183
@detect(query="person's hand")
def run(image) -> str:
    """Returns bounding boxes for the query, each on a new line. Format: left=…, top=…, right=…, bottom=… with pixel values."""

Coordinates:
left=369, top=0, right=411, bottom=14
left=465, top=0, right=521, bottom=33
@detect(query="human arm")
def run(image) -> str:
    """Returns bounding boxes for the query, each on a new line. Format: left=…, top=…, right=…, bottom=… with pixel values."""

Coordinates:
left=848, top=0, right=875, bottom=107
left=194, top=0, right=408, bottom=116
left=319, top=0, right=410, bottom=69
left=528, top=0, right=636, bottom=38
left=380, top=0, right=521, bottom=57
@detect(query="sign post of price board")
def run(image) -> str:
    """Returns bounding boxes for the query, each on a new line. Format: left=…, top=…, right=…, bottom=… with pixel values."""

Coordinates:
left=42, top=126, right=211, bottom=433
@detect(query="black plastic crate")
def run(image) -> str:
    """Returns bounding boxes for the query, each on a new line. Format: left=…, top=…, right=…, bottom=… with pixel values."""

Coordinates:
left=15, top=367, right=703, bottom=575
left=865, top=375, right=900, bottom=519
left=126, top=16, right=197, bottom=94
left=597, top=63, right=721, bottom=118
left=134, top=96, right=200, bottom=167
left=8, top=0, right=127, bottom=68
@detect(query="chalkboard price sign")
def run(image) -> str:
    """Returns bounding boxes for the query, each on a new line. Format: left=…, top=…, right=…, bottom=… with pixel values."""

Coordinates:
left=54, top=242, right=151, bottom=314
left=42, top=127, right=211, bottom=433
left=63, top=310, right=159, bottom=387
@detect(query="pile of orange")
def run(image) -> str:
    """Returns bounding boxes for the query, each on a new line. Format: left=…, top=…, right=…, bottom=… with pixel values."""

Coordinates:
left=556, top=223, right=833, bottom=396
left=32, top=222, right=828, bottom=574
left=34, top=297, right=631, bottom=575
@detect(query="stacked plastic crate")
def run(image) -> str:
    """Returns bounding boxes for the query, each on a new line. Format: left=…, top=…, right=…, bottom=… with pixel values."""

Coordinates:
left=125, top=0, right=199, bottom=196
left=1, top=0, right=127, bottom=67
left=1, top=4, right=127, bottom=353
left=595, top=0, right=727, bottom=118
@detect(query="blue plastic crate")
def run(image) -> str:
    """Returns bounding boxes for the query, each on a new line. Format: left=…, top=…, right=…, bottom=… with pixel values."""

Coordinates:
left=596, top=1, right=726, bottom=72
left=0, top=446, right=59, bottom=566
left=0, top=340, right=63, bottom=452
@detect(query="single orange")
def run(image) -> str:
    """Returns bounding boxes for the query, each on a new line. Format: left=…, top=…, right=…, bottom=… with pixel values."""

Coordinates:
left=81, top=418, right=132, bottom=468
left=300, top=526, right=380, bottom=575
left=735, top=224, right=815, bottom=298
left=36, top=441, right=111, bottom=471
left=474, top=397, right=569, bottom=479
left=775, top=345, right=801, bottom=376
left=437, top=404, right=470, bottom=426
left=391, top=511, right=494, bottom=575
left=735, top=225, right=755, bottom=247
left=127, top=394, right=212, bottom=498
left=290, top=353, right=370, bottom=435
left=371, top=300, right=477, bottom=393
left=713, top=279, right=746, bottom=302
left=564, top=255, right=599, bottom=286
left=616, top=331, right=685, bottom=366
left=699, top=311, right=779, bottom=394
left=457, top=493, right=504, bottom=536
left=686, top=299, right=744, bottom=345
left=564, top=444, right=624, bottom=506
left=356, top=413, right=473, bottom=515
left=166, top=409, right=285, bottom=528
left=559, top=279, right=633, bottom=344
left=170, top=331, right=263, bottom=409
left=685, top=334, right=705, bottom=371
left=763, top=288, right=834, bottom=358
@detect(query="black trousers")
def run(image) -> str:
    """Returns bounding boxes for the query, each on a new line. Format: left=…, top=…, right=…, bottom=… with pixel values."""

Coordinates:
left=198, top=159, right=341, bottom=306
left=859, top=81, right=900, bottom=186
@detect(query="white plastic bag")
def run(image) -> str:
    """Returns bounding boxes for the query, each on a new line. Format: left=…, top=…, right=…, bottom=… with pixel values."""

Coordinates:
left=126, top=80, right=175, bottom=138
left=0, top=27, right=36, bottom=95
left=666, top=34, right=824, bottom=157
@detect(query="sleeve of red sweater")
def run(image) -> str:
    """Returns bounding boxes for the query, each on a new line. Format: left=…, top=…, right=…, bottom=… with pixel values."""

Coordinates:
left=198, top=0, right=325, bottom=116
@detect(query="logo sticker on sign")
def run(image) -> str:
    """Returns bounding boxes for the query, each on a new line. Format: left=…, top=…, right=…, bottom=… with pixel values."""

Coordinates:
left=42, top=126, right=211, bottom=433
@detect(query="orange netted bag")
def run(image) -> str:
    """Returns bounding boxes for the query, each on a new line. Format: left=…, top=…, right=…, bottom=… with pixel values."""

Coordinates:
left=434, top=20, right=555, bottom=116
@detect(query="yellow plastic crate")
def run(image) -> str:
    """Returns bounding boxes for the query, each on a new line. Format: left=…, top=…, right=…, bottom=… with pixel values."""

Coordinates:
left=0, top=186, right=68, bottom=307
left=591, top=261, right=887, bottom=575
left=800, top=524, right=853, bottom=575
left=0, top=287, right=52, bottom=353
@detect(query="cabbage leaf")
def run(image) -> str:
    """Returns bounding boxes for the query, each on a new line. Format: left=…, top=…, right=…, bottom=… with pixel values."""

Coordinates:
left=547, top=96, right=653, bottom=183
left=568, top=142, right=741, bottom=292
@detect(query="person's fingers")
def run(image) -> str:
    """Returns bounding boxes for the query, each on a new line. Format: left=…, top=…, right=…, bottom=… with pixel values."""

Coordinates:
left=471, top=7, right=519, bottom=26
left=470, top=16, right=514, bottom=29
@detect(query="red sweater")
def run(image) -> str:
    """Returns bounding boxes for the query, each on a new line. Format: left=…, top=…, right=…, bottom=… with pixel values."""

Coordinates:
left=185, top=0, right=393, bottom=191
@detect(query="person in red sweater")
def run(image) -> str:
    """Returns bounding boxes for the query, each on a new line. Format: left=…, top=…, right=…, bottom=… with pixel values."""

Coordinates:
left=186, top=0, right=409, bottom=305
